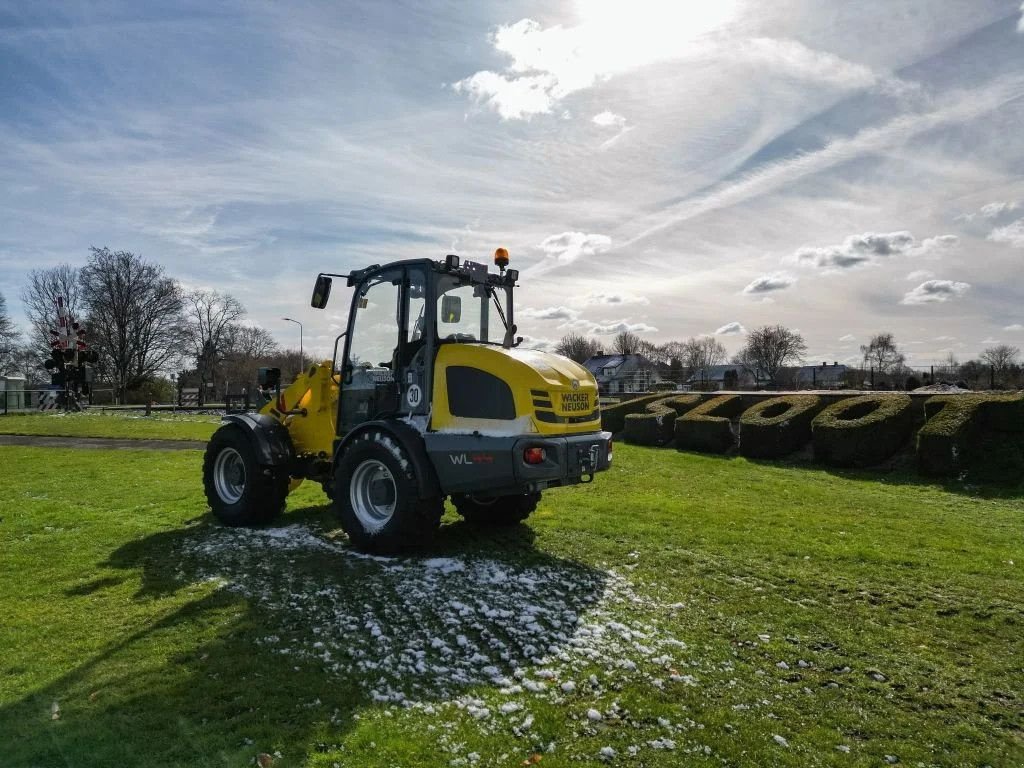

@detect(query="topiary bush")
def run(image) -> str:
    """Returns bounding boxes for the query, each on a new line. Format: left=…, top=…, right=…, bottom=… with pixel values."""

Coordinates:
left=812, top=394, right=914, bottom=467
left=918, top=394, right=1024, bottom=477
left=623, top=394, right=703, bottom=446
left=675, top=395, right=746, bottom=453
left=738, top=394, right=825, bottom=459
left=600, top=393, right=671, bottom=434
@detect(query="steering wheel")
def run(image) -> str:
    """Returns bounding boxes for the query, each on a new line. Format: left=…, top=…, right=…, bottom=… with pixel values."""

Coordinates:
left=445, top=333, right=477, bottom=342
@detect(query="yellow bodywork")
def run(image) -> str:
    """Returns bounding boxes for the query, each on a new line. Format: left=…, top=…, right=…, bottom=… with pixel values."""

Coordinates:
left=431, top=344, right=601, bottom=436
left=259, top=360, right=339, bottom=458
left=261, top=346, right=601, bottom=478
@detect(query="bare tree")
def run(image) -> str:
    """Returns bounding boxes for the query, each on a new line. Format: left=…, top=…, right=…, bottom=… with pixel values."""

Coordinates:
left=860, top=333, right=905, bottom=374
left=740, top=325, right=807, bottom=386
left=20, top=265, right=82, bottom=351
left=0, top=292, right=20, bottom=375
left=80, top=247, right=185, bottom=401
left=555, top=332, right=600, bottom=364
left=183, top=290, right=246, bottom=397
left=612, top=330, right=643, bottom=355
left=219, top=325, right=281, bottom=394
left=981, top=344, right=1020, bottom=377
left=682, top=336, right=726, bottom=375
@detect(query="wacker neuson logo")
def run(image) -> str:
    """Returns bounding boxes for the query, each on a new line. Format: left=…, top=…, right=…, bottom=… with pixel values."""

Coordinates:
left=560, top=391, right=590, bottom=412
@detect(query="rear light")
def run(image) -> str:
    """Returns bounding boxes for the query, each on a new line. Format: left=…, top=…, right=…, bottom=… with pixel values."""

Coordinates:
left=607, top=437, right=613, bottom=462
left=523, top=447, right=546, bottom=465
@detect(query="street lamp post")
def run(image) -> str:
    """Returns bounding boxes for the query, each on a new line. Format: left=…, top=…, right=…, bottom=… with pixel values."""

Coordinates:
left=283, top=317, right=304, bottom=375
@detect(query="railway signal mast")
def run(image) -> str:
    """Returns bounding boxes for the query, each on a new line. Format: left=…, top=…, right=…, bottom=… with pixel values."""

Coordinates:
left=43, top=297, right=98, bottom=411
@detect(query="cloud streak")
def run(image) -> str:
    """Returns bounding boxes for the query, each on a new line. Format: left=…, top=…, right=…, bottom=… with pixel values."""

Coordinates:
left=624, top=76, right=1024, bottom=246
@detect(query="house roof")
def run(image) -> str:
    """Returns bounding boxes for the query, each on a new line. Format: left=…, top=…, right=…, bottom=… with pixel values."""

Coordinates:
left=582, top=353, right=653, bottom=377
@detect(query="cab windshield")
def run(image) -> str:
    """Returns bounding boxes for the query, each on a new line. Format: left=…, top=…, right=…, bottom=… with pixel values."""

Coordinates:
left=435, top=274, right=512, bottom=346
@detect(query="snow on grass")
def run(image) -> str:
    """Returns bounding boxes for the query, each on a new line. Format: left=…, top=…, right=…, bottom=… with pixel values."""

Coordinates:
left=178, top=524, right=695, bottom=703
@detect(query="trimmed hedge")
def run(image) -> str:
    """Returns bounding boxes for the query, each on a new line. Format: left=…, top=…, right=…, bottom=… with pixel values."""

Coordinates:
left=738, top=394, right=825, bottom=459
left=812, top=394, right=913, bottom=467
left=918, top=393, right=1024, bottom=476
left=675, top=395, right=746, bottom=453
left=623, top=394, right=703, bottom=445
left=600, top=394, right=670, bottom=434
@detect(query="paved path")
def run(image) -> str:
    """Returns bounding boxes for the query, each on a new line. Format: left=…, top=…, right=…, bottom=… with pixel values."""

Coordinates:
left=0, top=434, right=206, bottom=451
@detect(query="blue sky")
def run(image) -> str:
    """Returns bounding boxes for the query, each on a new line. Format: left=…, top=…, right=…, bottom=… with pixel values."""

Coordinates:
left=2, top=0, right=1023, bottom=364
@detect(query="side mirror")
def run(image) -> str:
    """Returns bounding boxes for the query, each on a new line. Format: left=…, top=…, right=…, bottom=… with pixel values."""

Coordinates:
left=440, top=294, right=462, bottom=323
left=311, top=275, right=332, bottom=309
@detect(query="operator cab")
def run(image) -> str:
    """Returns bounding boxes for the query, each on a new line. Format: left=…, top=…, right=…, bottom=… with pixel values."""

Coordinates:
left=310, top=251, right=521, bottom=435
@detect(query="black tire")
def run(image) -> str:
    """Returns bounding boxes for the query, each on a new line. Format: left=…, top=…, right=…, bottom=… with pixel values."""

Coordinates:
left=203, top=425, right=289, bottom=526
left=452, top=492, right=540, bottom=526
left=332, top=429, right=443, bottom=554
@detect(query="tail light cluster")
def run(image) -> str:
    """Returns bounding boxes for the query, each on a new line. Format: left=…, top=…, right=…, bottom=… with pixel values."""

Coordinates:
left=523, top=447, right=547, bottom=465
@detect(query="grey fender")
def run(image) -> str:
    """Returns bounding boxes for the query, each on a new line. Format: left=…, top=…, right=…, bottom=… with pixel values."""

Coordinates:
left=335, top=420, right=440, bottom=499
left=220, top=413, right=295, bottom=466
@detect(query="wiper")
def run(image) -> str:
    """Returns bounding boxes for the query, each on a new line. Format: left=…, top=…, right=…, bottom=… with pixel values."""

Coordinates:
left=488, top=287, right=518, bottom=348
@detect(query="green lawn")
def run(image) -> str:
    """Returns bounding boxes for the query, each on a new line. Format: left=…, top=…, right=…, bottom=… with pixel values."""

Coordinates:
left=1, top=444, right=1021, bottom=767
left=0, top=411, right=220, bottom=441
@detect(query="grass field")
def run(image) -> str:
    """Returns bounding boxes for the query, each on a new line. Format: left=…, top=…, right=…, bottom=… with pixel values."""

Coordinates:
left=1, top=443, right=1022, bottom=767
left=0, top=411, right=220, bottom=441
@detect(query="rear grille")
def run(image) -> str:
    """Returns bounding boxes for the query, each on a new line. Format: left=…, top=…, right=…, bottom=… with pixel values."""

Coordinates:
left=535, top=409, right=600, bottom=425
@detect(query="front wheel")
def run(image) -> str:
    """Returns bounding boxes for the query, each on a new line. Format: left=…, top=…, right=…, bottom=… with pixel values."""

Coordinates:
left=452, top=492, right=540, bottom=526
left=332, top=430, right=442, bottom=553
left=203, top=425, right=288, bottom=526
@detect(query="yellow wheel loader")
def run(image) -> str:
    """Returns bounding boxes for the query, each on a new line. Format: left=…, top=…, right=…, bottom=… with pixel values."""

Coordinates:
left=202, top=250, right=612, bottom=553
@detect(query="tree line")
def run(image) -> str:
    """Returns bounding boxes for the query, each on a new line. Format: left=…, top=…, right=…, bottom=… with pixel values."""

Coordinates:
left=556, top=328, right=1022, bottom=390
left=0, top=247, right=297, bottom=403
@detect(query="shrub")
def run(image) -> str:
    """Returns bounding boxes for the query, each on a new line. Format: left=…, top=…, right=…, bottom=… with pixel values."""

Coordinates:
left=812, top=394, right=913, bottom=467
left=918, top=394, right=1024, bottom=476
left=623, top=394, right=703, bottom=445
left=600, top=394, right=671, bottom=434
left=738, top=394, right=824, bottom=459
left=675, top=395, right=746, bottom=453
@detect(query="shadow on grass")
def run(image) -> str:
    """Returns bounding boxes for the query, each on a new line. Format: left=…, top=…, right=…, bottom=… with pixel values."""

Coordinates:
left=1, top=503, right=609, bottom=767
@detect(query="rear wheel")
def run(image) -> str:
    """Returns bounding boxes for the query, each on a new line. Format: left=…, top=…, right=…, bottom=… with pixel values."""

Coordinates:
left=333, top=430, right=442, bottom=553
left=452, top=492, right=540, bottom=526
left=203, top=426, right=288, bottom=526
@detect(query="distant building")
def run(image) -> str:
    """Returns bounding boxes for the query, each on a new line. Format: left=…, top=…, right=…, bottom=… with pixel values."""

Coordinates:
left=583, top=353, right=659, bottom=395
left=685, top=365, right=757, bottom=391
left=793, top=362, right=848, bottom=389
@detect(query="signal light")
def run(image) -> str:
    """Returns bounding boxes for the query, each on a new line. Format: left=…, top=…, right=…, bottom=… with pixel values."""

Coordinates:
left=445, top=254, right=461, bottom=270
left=523, top=446, right=546, bottom=465
left=494, top=247, right=509, bottom=269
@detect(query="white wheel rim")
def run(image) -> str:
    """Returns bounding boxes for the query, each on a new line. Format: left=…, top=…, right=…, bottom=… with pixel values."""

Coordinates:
left=213, top=446, right=246, bottom=504
left=350, top=459, right=397, bottom=532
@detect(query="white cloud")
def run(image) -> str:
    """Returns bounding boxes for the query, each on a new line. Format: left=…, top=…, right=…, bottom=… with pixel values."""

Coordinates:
left=583, top=292, right=650, bottom=306
left=1019, top=2, right=1024, bottom=33
left=527, top=231, right=612, bottom=275
left=519, top=306, right=579, bottom=322
left=838, top=334, right=856, bottom=342
left=901, top=280, right=970, bottom=305
left=742, top=272, right=796, bottom=294
left=592, top=111, right=626, bottom=128
left=987, top=218, right=1024, bottom=248
left=794, top=231, right=955, bottom=271
left=519, top=334, right=557, bottom=352
left=981, top=337, right=1000, bottom=345
left=715, top=321, right=746, bottom=335
left=1004, top=323, right=1024, bottom=332
left=453, top=4, right=740, bottom=119
left=957, top=200, right=1019, bottom=221
left=906, top=269, right=934, bottom=281
left=586, top=318, right=658, bottom=335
